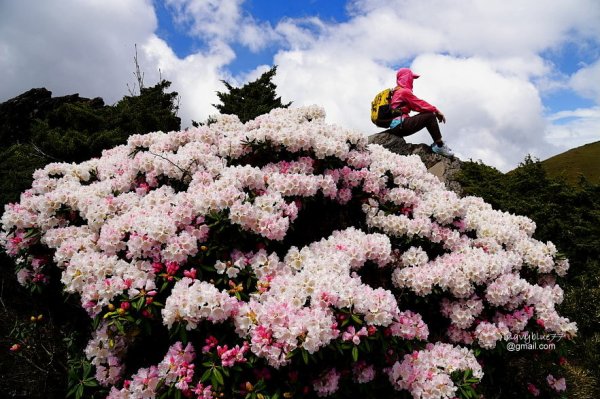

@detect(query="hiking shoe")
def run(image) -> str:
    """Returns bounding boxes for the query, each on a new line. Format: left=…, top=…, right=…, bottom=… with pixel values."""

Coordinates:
left=431, top=143, right=454, bottom=157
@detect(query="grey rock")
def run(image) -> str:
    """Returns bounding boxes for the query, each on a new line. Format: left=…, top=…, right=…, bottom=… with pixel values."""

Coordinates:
left=368, top=131, right=464, bottom=195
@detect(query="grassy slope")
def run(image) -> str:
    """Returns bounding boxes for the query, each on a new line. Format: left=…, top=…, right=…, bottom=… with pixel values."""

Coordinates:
left=541, top=141, right=600, bottom=185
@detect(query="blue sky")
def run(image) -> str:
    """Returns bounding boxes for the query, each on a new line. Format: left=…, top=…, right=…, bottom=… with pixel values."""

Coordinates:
left=1, top=0, right=599, bottom=171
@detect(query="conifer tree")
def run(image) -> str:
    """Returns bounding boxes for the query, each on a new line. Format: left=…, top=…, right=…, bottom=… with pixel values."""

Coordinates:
left=213, top=66, right=291, bottom=123
left=0, top=80, right=181, bottom=206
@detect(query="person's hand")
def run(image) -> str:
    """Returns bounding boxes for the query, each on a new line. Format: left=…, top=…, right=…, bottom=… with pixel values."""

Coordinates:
left=436, top=111, right=446, bottom=123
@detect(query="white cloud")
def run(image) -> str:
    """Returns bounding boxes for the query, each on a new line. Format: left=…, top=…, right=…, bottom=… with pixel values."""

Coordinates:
left=545, top=106, right=600, bottom=149
left=238, top=19, right=280, bottom=52
left=570, top=59, right=600, bottom=103
left=346, top=0, right=600, bottom=57
left=165, top=0, right=244, bottom=43
left=139, top=36, right=233, bottom=127
left=0, top=0, right=157, bottom=104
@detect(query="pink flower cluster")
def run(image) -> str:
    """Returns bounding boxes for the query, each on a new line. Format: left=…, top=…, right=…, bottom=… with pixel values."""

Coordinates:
left=163, top=277, right=240, bottom=329
left=440, top=296, right=484, bottom=330
left=546, top=374, right=566, bottom=392
left=0, top=105, right=576, bottom=398
left=388, top=310, right=429, bottom=340
left=108, top=342, right=201, bottom=398
left=352, top=360, right=376, bottom=384
left=85, top=322, right=130, bottom=386
left=217, top=342, right=249, bottom=367
left=312, top=368, right=341, bottom=397
left=387, top=343, right=483, bottom=399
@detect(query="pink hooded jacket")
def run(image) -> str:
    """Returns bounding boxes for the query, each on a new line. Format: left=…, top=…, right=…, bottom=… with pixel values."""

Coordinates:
left=390, top=68, right=438, bottom=119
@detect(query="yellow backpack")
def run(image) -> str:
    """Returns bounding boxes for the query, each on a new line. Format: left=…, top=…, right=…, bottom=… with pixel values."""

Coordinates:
left=370, top=86, right=400, bottom=128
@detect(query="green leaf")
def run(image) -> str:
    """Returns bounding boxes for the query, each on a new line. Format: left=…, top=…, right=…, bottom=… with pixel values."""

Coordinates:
left=200, top=264, right=214, bottom=272
left=352, top=346, right=359, bottom=362
left=179, top=325, right=188, bottom=344
left=351, top=314, right=362, bottom=324
left=160, top=281, right=169, bottom=292
left=83, top=378, right=99, bottom=387
left=201, top=368, right=212, bottom=383
left=115, top=320, right=125, bottom=335
left=302, top=349, right=309, bottom=365
left=83, top=361, right=91, bottom=378
left=134, top=296, right=144, bottom=311
left=76, top=384, right=84, bottom=399
left=66, top=384, right=79, bottom=398
left=24, top=228, right=40, bottom=239
left=364, top=339, right=371, bottom=352
left=213, top=367, right=224, bottom=385
left=68, top=369, right=78, bottom=381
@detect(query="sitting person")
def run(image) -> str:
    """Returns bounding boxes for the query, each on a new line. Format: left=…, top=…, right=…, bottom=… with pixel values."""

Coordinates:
left=387, top=67, right=454, bottom=157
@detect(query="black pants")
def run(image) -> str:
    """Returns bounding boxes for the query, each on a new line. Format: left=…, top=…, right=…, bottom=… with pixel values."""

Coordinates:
left=385, top=112, right=442, bottom=142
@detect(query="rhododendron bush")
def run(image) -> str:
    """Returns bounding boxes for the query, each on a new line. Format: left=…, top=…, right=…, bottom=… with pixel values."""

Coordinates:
left=1, top=106, right=575, bottom=398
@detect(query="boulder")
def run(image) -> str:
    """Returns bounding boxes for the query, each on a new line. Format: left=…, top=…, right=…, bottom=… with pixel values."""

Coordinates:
left=369, top=131, right=463, bottom=195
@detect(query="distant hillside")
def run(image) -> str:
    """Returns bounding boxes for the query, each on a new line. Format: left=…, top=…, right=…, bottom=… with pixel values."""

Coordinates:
left=541, top=141, right=600, bottom=185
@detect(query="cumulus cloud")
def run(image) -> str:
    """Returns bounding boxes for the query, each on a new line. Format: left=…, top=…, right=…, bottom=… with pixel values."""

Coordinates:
left=346, top=0, right=600, bottom=57
left=0, top=0, right=157, bottom=104
left=570, top=59, right=600, bottom=103
left=165, top=0, right=244, bottom=43
left=546, top=107, right=600, bottom=149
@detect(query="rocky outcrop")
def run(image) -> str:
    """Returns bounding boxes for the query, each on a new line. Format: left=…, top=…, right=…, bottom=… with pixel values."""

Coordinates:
left=369, top=131, right=463, bottom=195
left=0, top=88, right=105, bottom=146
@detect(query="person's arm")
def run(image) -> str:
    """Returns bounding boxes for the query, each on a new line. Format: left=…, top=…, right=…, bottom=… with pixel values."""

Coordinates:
left=401, top=89, right=446, bottom=123
left=402, top=90, right=438, bottom=114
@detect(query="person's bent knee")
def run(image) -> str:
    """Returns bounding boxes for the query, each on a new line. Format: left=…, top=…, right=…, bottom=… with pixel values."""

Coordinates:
left=420, top=112, right=437, bottom=121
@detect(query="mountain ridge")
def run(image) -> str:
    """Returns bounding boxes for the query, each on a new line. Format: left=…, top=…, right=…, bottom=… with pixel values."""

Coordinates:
left=537, top=140, right=600, bottom=185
